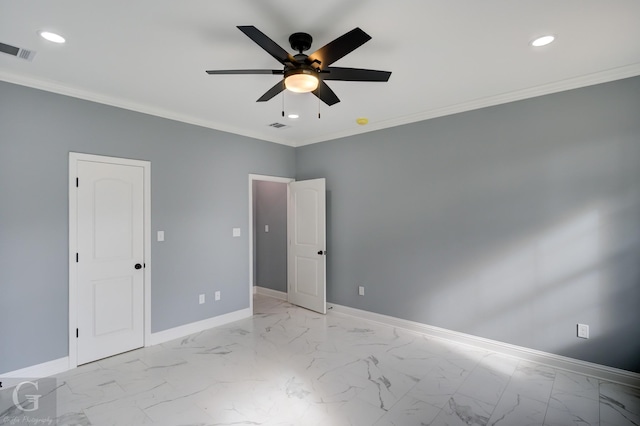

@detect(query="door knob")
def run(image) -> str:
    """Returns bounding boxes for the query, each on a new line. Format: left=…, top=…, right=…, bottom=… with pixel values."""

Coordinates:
left=317, top=250, right=326, bottom=255
left=134, top=263, right=142, bottom=270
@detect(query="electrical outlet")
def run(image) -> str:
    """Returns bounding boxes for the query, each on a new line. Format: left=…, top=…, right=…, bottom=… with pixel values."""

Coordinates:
left=358, top=286, right=364, bottom=296
left=199, top=294, right=205, bottom=304
left=215, top=291, right=221, bottom=301
left=577, top=323, right=589, bottom=339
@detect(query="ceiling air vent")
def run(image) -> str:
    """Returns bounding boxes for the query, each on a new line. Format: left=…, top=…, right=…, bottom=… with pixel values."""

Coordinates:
left=268, top=122, right=288, bottom=129
left=0, top=42, right=36, bottom=61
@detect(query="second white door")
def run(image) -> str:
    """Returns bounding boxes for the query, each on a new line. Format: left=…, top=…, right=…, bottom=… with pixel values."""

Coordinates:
left=288, top=178, right=326, bottom=314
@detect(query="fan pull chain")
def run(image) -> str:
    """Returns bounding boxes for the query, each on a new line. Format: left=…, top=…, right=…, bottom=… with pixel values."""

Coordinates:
left=282, top=91, right=285, bottom=117
left=318, top=85, right=321, bottom=119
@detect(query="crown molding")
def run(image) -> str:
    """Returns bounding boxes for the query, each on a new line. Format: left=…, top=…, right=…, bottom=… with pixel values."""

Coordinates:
left=3, top=63, right=639, bottom=149
left=0, top=71, right=295, bottom=147
left=296, top=63, right=640, bottom=147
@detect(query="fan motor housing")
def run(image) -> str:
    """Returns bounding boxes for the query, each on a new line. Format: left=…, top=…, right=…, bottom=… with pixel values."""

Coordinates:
left=289, top=32, right=313, bottom=53
left=284, top=65, right=317, bottom=79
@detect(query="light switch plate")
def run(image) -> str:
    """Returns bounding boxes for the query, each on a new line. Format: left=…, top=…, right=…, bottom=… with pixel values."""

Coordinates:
left=265, top=225, right=269, bottom=233
left=232, top=228, right=241, bottom=237
left=199, top=294, right=205, bottom=304
left=215, top=291, right=221, bottom=301
left=157, top=231, right=165, bottom=242
left=358, top=286, right=364, bottom=296
left=577, top=323, right=589, bottom=339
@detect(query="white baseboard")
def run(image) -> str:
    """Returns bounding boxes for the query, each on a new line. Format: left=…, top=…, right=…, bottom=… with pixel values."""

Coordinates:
left=1, top=309, right=253, bottom=388
left=0, top=357, right=70, bottom=389
left=149, top=308, right=252, bottom=346
left=328, top=303, right=640, bottom=389
left=4, top=304, right=637, bottom=391
left=255, top=286, right=288, bottom=301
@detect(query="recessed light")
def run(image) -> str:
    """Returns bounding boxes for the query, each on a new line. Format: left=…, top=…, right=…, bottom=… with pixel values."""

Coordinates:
left=531, top=35, right=555, bottom=47
left=38, top=31, right=66, bottom=44
left=287, top=114, right=299, bottom=119
left=356, top=117, right=369, bottom=125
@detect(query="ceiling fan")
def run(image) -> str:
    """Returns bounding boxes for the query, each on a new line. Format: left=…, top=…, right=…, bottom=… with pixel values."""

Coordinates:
left=206, top=26, right=392, bottom=106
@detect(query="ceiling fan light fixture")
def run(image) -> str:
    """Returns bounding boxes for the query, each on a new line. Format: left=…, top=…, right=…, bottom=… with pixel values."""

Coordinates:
left=284, top=69, right=319, bottom=93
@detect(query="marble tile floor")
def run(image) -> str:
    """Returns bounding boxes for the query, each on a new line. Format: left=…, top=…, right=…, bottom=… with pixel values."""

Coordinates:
left=3, top=294, right=639, bottom=425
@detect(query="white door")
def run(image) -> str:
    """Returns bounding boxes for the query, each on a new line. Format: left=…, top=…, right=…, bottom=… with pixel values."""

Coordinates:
left=288, top=178, right=326, bottom=314
left=75, top=159, right=145, bottom=365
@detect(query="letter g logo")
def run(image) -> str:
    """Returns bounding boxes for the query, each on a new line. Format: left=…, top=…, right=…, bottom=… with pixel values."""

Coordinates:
left=12, top=380, right=41, bottom=412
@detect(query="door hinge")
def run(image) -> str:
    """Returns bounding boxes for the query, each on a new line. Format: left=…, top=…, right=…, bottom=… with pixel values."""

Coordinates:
left=76, top=328, right=79, bottom=338
left=76, top=253, right=79, bottom=263
left=76, top=177, right=79, bottom=187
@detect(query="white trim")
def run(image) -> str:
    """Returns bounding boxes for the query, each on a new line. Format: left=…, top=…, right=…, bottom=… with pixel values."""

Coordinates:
left=68, top=153, right=152, bottom=368
left=248, top=174, right=294, bottom=315
left=296, top=63, right=640, bottom=146
left=1, top=307, right=250, bottom=387
left=4, top=65, right=640, bottom=148
left=0, top=357, right=69, bottom=389
left=143, top=162, right=152, bottom=348
left=255, top=286, right=288, bottom=301
left=5, top=303, right=638, bottom=390
left=0, top=71, right=294, bottom=147
left=150, top=308, right=252, bottom=346
left=68, top=156, right=78, bottom=368
left=328, top=302, right=640, bottom=389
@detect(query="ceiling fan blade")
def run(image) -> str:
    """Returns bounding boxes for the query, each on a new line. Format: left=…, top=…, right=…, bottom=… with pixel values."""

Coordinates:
left=312, top=80, right=340, bottom=106
left=320, top=67, right=391, bottom=82
left=206, top=69, right=283, bottom=75
left=307, top=28, right=371, bottom=69
left=237, top=25, right=297, bottom=65
left=257, top=80, right=286, bottom=102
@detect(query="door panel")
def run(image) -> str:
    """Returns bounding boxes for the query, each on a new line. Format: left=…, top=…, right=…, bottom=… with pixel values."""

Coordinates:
left=288, top=178, right=326, bottom=314
left=93, top=276, right=134, bottom=336
left=295, top=257, right=319, bottom=296
left=76, top=160, right=144, bottom=365
left=93, top=179, right=134, bottom=260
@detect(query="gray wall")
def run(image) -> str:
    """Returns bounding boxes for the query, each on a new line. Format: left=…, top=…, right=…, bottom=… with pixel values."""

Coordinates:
left=0, top=81, right=295, bottom=373
left=296, top=76, right=640, bottom=373
left=2, top=76, right=639, bottom=375
left=253, top=181, right=288, bottom=292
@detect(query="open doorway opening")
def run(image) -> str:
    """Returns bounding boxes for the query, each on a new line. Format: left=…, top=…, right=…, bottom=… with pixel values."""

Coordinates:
left=248, top=175, right=293, bottom=314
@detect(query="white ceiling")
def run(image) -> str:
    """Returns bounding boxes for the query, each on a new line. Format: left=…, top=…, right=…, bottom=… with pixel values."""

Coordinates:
left=1, top=1, right=640, bottom=147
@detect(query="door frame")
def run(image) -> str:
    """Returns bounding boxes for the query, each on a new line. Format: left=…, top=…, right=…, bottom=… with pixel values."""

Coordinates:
left=248, top=174, right=294, bottom=314
left=68, top=152, right=151, bottom=368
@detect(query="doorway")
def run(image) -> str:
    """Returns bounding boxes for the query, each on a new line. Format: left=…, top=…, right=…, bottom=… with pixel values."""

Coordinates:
left=249, top=175, right=293, bottom=314
left=248, top=174, right=327, bottom=315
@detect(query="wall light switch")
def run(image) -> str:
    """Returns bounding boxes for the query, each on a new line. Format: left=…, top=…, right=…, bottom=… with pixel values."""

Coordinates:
left=157, top=231, right=165, bottom=242
left=577, top=324, right=589, bottom=339
left=358, top=286, right=364, bottom=296
left=199, top=294, right=205, bottom=304
left=215, top=291, right=221, bottom=301
left=233, top=228, right=241, bottom=237
left=265, top=225, right=269, bottom=233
